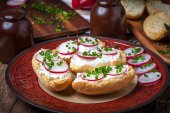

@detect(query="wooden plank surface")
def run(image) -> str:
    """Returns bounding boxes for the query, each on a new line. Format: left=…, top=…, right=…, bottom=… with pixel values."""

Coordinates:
left=0, top=0, right=89, bottom=41
left=128, top=20, right=170, bottom=65
left=127, top=0, right=170, bottom=65
left=0, top=64, right=17, bottom=113
left=0, top=63, right=170, bottom=113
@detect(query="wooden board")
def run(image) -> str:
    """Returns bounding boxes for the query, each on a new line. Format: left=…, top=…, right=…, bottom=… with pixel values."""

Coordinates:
left=0, top=0, right=89, bottom=42
left=127, top=12, right=170, bottom=65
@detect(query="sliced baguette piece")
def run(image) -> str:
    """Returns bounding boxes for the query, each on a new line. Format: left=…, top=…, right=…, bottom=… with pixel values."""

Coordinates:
left=143, top=11, right=170, bottom=41
left=32, top=52, right=74, bottom=92
left=146, top=0, right=170, bottom=15
left=70, top=50, right=126, bottom=74
left=72, top=65, right=135, bottom=95
left=121, top=0, right=145, bottom=19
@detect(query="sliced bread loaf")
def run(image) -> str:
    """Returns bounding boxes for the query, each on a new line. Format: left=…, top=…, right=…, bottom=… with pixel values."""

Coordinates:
left=121, top=0, right=145, bottom=19
left=146, top=0, right=170, bottom=15
left=143, top=11, right=170, bottom=41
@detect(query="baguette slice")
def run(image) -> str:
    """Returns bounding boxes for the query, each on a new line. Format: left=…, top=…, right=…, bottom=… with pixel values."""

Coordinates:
left=72, top=65, right=135, bottom=95
left=70, top=50, right=126, bottom=74
left=143, top=11, right=170, bottom=41
left=121, top=0, right=145, bottom=19
left=32, top=53, right=74, bottom=92
left=146, top=0, right=170, bottom=15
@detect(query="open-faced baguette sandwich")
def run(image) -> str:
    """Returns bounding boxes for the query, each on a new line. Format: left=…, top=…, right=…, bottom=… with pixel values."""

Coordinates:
left=70, top=46, right=126, bottom=74
left=72, top=64, right=135, bottom=95
left=55, top=36, right=105, bottom=63
left=32, top=49, right=74, bottom=91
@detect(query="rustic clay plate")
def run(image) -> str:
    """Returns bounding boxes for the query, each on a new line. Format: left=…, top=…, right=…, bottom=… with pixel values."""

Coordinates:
left=5, top=36, right=169, bottom=113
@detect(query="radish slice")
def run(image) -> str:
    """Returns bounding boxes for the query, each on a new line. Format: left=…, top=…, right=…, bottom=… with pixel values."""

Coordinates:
left=44, top=60, right=68, bottom=73
left=102, top=48, right=118, bottom=55
left=7, top=0, right=25, bottom=6
left=138, top=72, right=161, bottom=86
left=78, top=36, right=98, bottom=47
left=12, top=0, right=26, bottom=2
left=35, top=50, right=58, bottom=62
left=35, top=54, right=44, bottom=62
left=107, top=67, right=127, bottom=76
left=80, top=73, right=104, bottom=81
left=135, top=62, right=156, bottom=75
left=77, top=52, right=97, bottom=60
left=124, top=47, right=144, bottom=59
left=128, top=54, right=151, bottom=66
left=35, top=53, right=58, bottom=63
left=57, top=40, right=78, bottom=55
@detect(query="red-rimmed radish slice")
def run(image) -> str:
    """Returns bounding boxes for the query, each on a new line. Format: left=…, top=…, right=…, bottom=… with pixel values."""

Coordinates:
left=128, top=54, right=151, bottom=66
left=58, top=50, right=78, bottom=55
left=107, top=67, right=127, bottom=76
left=7, top=0, right=25, bottom=6
left=135, top=63, right=156, bottom=75
left=78, top=36, right=98, bottom=47
left=138, top=72, right=161, bottom=86
left=35, top=50, right=58, bottom=62
left=35, top=54, right=44, bottom=62
left=57, top=40, right=78, bottom=55
left=124, top=47, right=144, bottom=59
left=77, top=52, right=97, bottom=60
left=80, top=73, right=104, bottom=81
left=102, top=48, right=118, bottom=55
left=44, top=60, right=68, bottom=74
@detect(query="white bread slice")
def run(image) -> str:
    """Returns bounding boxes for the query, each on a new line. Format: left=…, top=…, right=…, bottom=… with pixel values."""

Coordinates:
left=121, top=0, right=145, bottom=19
left=146, top=0, right=170, bottom=15
left=143, top=11, right=170, bottom=40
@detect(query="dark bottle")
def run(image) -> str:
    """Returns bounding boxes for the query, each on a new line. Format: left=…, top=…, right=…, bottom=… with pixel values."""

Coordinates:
left=90, top=0, right=127, bottom=39
left=162, top=0, right=170, bottom=4
left=0, top=9, right=34, bottom=63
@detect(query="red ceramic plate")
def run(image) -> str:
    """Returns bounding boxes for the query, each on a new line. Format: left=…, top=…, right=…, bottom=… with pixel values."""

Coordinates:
left=6, top=36, right=169, bottom=113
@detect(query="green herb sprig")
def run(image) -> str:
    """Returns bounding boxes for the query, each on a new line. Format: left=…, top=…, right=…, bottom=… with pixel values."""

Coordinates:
left=33, top=16, right=47, bottom=25
left=82, top=51, right=102, bottom=58
left=116, top=64, right=123, bottom=74
left=158, top=48, right=170, bottom=54
left=132, top=47, right=142, bottom=55
left=57, top=60, right=63, bottom=66
left=31, top=2, right=76, bottom=20
left=132, top=56, right=145, bottom=63
left=140, top=62, right=152, bottom=69
left=144, top=74, right=148, bottom=78
left=39, top=50, right=57, bottom=69
left=79, top=38, right=98, bottom=45
left=84, top=66, right=112, bottom=80
left=103, top=47, right=112, bottom=52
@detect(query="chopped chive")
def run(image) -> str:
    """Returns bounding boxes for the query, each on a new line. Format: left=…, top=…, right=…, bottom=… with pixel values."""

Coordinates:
left=144, top=74, right=148, bottom=78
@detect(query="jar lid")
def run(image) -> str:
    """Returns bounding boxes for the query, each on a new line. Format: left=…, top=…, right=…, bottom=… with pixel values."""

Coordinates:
left=97, top=0, right=120, bottom=6
left=1, top=9, right=25, bottom=21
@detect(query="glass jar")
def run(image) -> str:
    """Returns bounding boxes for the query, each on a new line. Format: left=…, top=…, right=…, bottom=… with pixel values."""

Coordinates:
left=90, top=0, right=127, bottom=39
left=0, top=9, right=34, bottom=63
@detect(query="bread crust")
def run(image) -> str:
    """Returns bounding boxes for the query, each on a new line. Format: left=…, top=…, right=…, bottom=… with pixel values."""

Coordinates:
left=32, top=55, right=73, bottom=92
left=70, top=50, right=127, bottom=74
left=146, top=0, right=170, bottom=15
left=121, top=0, right=145, bottom=19
left=72, top=66, right=135, bottom=95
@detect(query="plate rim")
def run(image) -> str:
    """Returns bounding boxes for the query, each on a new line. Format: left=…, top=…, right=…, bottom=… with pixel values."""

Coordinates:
left=5, top=36, right=170, bottom=113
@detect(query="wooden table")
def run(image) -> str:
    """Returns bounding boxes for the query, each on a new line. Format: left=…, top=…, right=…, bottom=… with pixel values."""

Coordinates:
left=1, top=59, right=170, bottom=113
